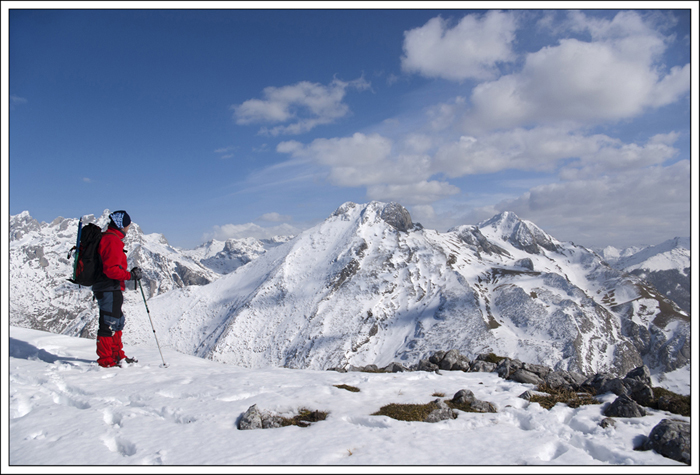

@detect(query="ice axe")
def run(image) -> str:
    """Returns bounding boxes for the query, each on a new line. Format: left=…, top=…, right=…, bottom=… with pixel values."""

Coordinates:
left=138, top=279, right=168, bottom=368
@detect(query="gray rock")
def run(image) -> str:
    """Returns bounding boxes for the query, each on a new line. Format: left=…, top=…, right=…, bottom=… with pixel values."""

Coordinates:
left=600, top=378, right=628, bottom=396
left=470, top=400, right=497, bottom=413
left=624, top=379, right=655, bottom=406
left=383, top=362, right=408, bottom=373
left=519, top=390, right=535, bottom=401
left=380, top=202, right=413, bottom=233
left=470, top=360, right=497, bottom=373
left=599, top=417, right=616, bottom=429
left=582, top=372, right=617, bottom=394
left=509, top=369, right=544, bottom=386
left=625, top=365, right=652, bottom=386
left=439, top=349, right=470, bottom=371
left=521, top=363, right=551, bottom=379
left=424, top=399, right=457, bottom=423
left=545, top=371, right=575, bottom=391
left=497, top=358, right=523, bottom=379
left=452, top=389, right=477, bottom=405
left=238, top=404, right=263, bottom=430
left=603, top=394, right=646, bottom=418
left=643, top=419, right=690, bottom=465
left=417, top=359, right=439, bottom=372
left=429, top=351, right=446, bottom=365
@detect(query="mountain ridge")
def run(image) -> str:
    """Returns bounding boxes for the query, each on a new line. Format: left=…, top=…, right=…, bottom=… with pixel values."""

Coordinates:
left=9, top=203, right=689, bottom=379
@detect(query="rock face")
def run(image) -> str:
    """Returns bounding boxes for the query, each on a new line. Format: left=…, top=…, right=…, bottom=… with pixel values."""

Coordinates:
left=643, top=419, right=691, bottom=465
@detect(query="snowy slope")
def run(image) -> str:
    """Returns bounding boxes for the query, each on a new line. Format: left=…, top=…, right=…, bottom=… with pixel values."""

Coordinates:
left=128, top=202, right=689, bottom=378
left=9, top=210, right=219, bottom=338
left=601, top=237, right=690, bottom=313
left=8, top=326, right=690, bottom=466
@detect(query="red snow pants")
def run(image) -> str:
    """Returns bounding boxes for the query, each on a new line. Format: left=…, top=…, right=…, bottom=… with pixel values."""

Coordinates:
left=96, top=330, right=126, bottom=367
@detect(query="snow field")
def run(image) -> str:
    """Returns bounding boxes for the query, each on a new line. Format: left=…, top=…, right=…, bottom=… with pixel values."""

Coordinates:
left=8, top=326, right=690, bottom=468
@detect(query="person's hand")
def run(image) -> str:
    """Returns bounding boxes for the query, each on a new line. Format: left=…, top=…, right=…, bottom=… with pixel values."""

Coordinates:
left=130, top=267, right=143, bottom=281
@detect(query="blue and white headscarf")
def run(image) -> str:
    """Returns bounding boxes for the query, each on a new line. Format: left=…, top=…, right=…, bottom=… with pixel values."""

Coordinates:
left=109, top=210, right=131, bottom=230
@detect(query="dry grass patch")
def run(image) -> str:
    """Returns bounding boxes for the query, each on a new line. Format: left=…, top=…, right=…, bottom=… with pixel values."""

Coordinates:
left=372, top=401, right=440, bottom=422
left=334, top=384, right=360, bottom=393
left=530, top=384, right=601, bottom=410
left=279, top=408, right=328, bottom=427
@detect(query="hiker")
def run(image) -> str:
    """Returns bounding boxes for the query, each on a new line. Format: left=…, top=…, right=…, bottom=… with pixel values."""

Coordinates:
left=92, top=210, right=142, bottom=367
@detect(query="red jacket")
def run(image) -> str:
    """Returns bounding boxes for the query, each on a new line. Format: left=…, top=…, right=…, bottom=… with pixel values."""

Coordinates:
left=94, top=226, right=131, bottom=291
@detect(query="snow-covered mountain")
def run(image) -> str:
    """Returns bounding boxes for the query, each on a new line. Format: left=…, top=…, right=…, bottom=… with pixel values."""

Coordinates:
left=182, top=236, right=294, bottom=275
left=599, top=238, right=690, bottom=313
left=9, top=203, right=690, bottom=380
left=9, top=210, right=219, bottom=338
left=118, top=202, right=688, bottom=377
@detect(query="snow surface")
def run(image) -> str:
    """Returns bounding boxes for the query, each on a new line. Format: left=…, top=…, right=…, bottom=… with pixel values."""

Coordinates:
left=6, top=326, right=695, bottom=470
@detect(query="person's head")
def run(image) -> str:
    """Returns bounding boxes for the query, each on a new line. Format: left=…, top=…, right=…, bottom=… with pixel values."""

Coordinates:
left=109, top=210, right=131, bottom=232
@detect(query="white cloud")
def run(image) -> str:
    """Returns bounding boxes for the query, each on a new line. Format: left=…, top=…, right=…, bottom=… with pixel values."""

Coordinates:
left=259, top=212, right=292, bottom=223
left=232, top=77, right=370, bottom=135
left=401, top=11, right=518, bottom=81
left=367, top=180, right=459, bottom=206
left=467, top=11, right=690, bottom=129
left=433, top=126, right=680, bottom=179
left=488, top=160, right=691, bottom=248
left=207, top=222, right=301, bottom=241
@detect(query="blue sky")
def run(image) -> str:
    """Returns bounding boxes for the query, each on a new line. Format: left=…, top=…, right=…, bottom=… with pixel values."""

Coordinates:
left=4, top=6, right=695, bottom=249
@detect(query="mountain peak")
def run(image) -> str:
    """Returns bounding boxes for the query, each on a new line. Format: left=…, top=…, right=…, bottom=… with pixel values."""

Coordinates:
left=478, top=211, right=558, bottom=255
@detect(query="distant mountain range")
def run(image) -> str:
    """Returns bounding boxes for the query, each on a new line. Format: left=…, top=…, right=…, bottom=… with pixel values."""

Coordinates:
left=9, top=203, right=690, bottom=378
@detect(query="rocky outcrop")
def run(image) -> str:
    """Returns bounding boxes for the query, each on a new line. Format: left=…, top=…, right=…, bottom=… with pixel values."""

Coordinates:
left=642, top=419, right=691, bottom=465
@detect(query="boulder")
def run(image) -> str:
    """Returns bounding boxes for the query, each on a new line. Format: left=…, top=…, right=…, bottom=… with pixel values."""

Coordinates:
left=439, top=349, right=471, bottom=371
left=417, top=359, right=439, bottom=372
left=470, top=360, right=497, bottom=373
left=497, top=358, right=523, bottom=379
left=424, top=399, right=457, bottom=423
left=470, top=400, right=498, bottom=413
left=238, top=404, right=263, bottom=430
left=509, top=369, right=544, bottom=386
left=599, top=417, right=616, bottom=429
left=642, top=419, right=690, bottom=465
left=382, top=362, right=408, bottom=373
left=603, top=395, right=646, bottom=418
left=452, top=389, right=477, bottom=405
left=625, top=365, right=652, bottom=387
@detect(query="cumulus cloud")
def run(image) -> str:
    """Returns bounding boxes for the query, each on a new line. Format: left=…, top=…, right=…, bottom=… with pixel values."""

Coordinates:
left=433, top=126, right=680, bottom=179
left=207, top=222, right=301, bottom=241
left=485, top=160, right=691, bottom=248
left=401, top=11, right=518, bottom=81
left=466, top=11, right=690, bottom=129
left=232, top=77, right=370, bottom=135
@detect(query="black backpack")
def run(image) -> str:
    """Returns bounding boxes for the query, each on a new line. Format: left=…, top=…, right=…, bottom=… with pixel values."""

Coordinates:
left=68, top=219, right=104, bottom=287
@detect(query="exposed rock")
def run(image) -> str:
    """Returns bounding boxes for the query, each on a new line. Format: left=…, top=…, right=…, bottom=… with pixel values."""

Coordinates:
left=439, top=349, right=471, bottom=371
left=519, top=390, right=535, bottom=401
left=470, top=400, right=498, bottom=413
left=238, top=404, right=263, bottom=430
left=382, top=362, right=408, bottom=373
left=509, top=369, right=544, bottom=386
left=417, top=359, right=439, bottom=372
left=497, top=358, right=523, bottom=379
left=470, top=360, right=497, bottom=373
left=603, top=395, right=646, bottom=418
left=625, top=365, right=652, bottom=386
left=452, top=389, right=477, bottom=405
left=642, top=419, right=691, bottom=465
left=599, top=417, right=616, bottom=429
left=424, top=399, right=457, bottom=423
left=380, top=202, right=413, bottom=233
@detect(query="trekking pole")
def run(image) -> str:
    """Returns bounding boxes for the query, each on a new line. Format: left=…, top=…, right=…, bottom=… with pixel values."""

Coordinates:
left=138, top=280, right=168, bottom=368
